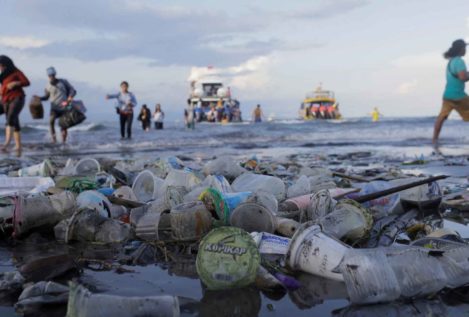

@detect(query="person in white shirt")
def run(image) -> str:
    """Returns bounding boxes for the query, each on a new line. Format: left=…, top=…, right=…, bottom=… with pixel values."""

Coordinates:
left=106, top=81, right=137, bottom=139
left=153, top=103, right=165, bottom=130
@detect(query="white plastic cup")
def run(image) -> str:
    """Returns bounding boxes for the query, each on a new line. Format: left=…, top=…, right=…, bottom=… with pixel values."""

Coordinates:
left=74, top=158, right=101, bottom=175
left=113, top=186, right=137, bottom=202
left=18, top=159, right=54, bottom=177
left=132, top=170, right=164, bottom=203
left=286, top=223, right=349, bottom=281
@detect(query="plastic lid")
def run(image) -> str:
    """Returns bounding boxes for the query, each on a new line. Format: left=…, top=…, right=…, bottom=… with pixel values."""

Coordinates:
left=196, top=227, right=260, bottom=290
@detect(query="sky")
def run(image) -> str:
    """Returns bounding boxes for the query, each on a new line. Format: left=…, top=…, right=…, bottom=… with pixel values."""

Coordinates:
left=1, top=0, right=469, bottom=121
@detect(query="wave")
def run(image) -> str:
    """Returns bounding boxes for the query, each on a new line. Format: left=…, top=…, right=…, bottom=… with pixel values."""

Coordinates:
left=21, top=122, right=107, bottom=133
left=22, top=124, right=49, bottom=133
left=69, top=122, right=107, bottom=132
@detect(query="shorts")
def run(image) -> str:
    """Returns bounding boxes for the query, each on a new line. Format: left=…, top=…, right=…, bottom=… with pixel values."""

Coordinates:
left=440, top=97, right=469, bottom=121
left=4, top=96, right=25, bottom=131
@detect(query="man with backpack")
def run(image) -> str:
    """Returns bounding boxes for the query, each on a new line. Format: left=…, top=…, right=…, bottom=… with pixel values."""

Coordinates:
left=37, top=67, right=76, bottom=144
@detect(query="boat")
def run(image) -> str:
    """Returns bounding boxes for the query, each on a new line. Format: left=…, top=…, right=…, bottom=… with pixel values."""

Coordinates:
left=188, top=81, right=242, bottom=123
left=300, top=84, right=342, bottom=120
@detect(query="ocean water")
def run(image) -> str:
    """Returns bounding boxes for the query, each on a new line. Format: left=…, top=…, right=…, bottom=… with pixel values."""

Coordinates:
left=13, top=116, right=469, bottom=160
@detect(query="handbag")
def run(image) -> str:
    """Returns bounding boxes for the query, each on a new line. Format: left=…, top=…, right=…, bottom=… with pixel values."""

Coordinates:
left=29, top=96, right=44, bottom=119
left=59, top=107, right=86, bottom=129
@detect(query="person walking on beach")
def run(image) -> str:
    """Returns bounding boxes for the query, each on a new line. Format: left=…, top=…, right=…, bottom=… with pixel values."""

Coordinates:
left=252, top=104, right=264, bottom=123
left=195, top=98, right=203, bottom=122
left=185, top=99, right=195, bottom=129
left=37, top=67, right=76, bottom=143
left=216, top=98, right=224, bottom=122
left=153, top=104, right=164, bottom=130
left=433, top=39, right=469, bottom=144
left=137, top=104, right=151, bottom=132
left=106, top=81, right=137, bottom=139
left=0, top=55, right=30, bottom=153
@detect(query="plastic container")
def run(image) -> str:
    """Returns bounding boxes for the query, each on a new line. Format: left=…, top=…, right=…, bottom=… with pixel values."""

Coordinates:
left=389, top=177, right=441, bottom=202
left=230, top=202, right=277, bottom=233
left=333, top=300, right=448, bottom=317
left=13, top=191, right=76, bottom=237
left=286, top=223, right=349, bottom=281
left=55, top=209, right=131, bottom=243
left=289, top=273, right=348, bottom=309
left=109, top=204, right=128, bottom=221
left=347, top=181, right=400, bottom=217
left=203, top=157, right=246, bottom=179
left=386, top=247, right=447, bottom=297
left=339, top=245, right=469, bottom=304
left=199, top=188, right=251, bottom=225
left=287, top=175, right=311, bottom=199
left=339, top=248, right=401, bottom=304
left=247, top=191, right=278, bottom=214
left=132, top=170, right=164, bottom=202
left=66, top=282, right=180, bottom=317
left=18, top=159, right=54, bottom=177
left=164, top=169, right=201, bottom=192
left=251, top=232, right=290, bottom=255
left=232, top=173, right=286, bottom=201
left=276, top=218, right=300, bottom=237
left=316, top=199, right=373, bottom=241
left=205, top=175, right=232, bottom=193
left=76, top=190, right=111, bottom=218
left=279, top=188, right=359, bottom=212
left=74, top=158, right=100, bottom=176
left=301, top=189, right=335, bottom=223
left=134, top=203, right=164, bottom=241
left=16, top=281, right=68, bottom=313
left=196, top=227, right=260, bottom=290
left=112, top=186, right=137, bottom=201
left=164, top=186, right=187, bottom=209
left=170, top=201, right=212, bottom=241
left=0, top=177, right=55, bottom=196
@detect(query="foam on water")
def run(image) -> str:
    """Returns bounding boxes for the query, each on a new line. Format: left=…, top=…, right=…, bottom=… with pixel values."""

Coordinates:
left=13, top=117, right=469, bottom=159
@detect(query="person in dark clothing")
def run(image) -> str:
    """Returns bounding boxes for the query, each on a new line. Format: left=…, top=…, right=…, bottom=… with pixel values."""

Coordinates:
left=37, top=67, right=76, bottom=144
left=0, top=55, right=30, bottom=152
left=137, top=104, right=151, bottom=132
left=106, top=81, right=137, bottom=139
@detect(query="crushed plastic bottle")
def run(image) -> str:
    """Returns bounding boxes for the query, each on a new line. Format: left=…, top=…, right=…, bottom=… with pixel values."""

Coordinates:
left=66, top=282, right=180, bottom=317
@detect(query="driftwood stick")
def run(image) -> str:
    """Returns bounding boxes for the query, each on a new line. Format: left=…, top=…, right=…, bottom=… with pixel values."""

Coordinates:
left=354, top=175, right=448, bottom=203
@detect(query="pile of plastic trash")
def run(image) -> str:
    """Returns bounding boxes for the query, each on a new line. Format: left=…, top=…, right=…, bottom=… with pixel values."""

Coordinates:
left=0, top=154, right=469, bottom=316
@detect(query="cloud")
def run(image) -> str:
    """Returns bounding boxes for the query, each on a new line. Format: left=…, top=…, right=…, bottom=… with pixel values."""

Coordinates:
left=8, top=0, right=331, bottom=67
left=188, top=56, right=270, bottom=82
left=0, top=36, right=49, bottom=49
left=286, top=0, right=369, bottom=19
left=396, top=79, right=418, bottom=95
left=11, top=0, right=270, bottom=66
